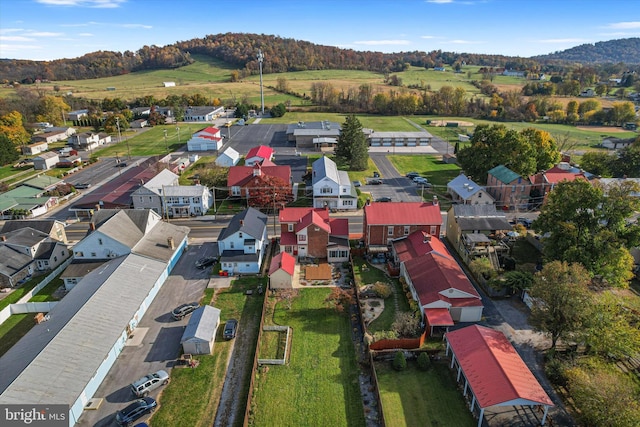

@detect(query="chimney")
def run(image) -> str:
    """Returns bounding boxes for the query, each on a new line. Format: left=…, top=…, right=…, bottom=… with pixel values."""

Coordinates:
left=95, top=204, right=100, bottom=211
left=167, top=237, right=175, bottom=250
left=422, top=231, right=431, bottom=243
left=0, top=235, right=6, bottom=242
left=240, top=219, right=244, bottom=227
left=253, top=165, right=261, bottom=176
left=432, top=196, right=439, bottom=206
left=89, top=222, right=96, bottom=231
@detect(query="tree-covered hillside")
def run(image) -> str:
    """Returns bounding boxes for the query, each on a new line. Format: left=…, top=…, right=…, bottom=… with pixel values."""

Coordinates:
left=535, top=38, right=640, bottom=64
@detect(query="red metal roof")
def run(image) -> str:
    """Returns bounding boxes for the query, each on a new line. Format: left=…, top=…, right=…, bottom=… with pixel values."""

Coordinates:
left=195, top=126, right=220, bottom=136
left=246, top=145, right=274, bottom=160
left=364, top=202, right=442, bottom=225
left=329, top=218, right=349, bottom=237
left=393, top=231, right=450, bottom=264
left=279, top=232, right=296, bottom=245
left=279, top=207, right=329, bottom=223
left=405, top=252, right=482, bottom=308
left=227, top=164, right=291, bottom=187
left=446, top=325, right=554, bottom=408
left=296, top=210, right=331, bottom=233
left=425, top=308, right=454, bottom=326
left=269, top=252, right=296, bottom=276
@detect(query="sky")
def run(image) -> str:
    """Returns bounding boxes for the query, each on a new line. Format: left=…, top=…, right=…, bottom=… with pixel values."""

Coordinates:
left=1, top=0, right=640, bottom=61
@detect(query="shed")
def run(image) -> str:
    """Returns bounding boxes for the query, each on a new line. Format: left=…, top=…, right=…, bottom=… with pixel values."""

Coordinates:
left=269, top=252, right=296, bottom=289
left=180, top=306, right=221, bottom=355
left=215, top=147, right=241, bottom=167
left=32, top=152, right=60, bottom=170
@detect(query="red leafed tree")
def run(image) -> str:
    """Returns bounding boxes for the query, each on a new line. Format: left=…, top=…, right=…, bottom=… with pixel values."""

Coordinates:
left=246, top=175, right=292, bottom=211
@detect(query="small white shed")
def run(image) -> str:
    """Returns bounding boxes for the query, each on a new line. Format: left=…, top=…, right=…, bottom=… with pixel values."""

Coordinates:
left=269, top=252, right=296, bottom=289
left=215, top=147, right=241, bottom=167
left=180, top=306, right=221, bottom=355
left=33, top=151, right=60, bottom=170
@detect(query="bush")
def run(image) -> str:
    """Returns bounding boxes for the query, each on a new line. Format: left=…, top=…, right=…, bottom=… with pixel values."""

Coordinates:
left=544, top=357, right=567, bottom=387
left=393, top=351, right=407, bottom=371
left=417, top=352, right=431, bottom=371
left=392, top=312, right=421, bottom=337
left=372, top=281, right=392, bottom=298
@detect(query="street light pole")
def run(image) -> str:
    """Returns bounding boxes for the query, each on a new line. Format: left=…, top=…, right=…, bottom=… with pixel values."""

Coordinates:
left=176, top=126, right=180, bottom=143
left=257, top=49, right=265, bottom=116
left=163, top=129, right=168, bottom=153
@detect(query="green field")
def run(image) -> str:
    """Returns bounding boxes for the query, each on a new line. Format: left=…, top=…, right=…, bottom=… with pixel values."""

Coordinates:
left=376, top=361, right=475, bottom=427
left=92, top=124, right=205, bottom=157
left=250, top=288, right=365, bottom=427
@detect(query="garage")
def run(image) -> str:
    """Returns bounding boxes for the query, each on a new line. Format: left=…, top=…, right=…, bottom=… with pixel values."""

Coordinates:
left=180, top=306, right=221, bottom=355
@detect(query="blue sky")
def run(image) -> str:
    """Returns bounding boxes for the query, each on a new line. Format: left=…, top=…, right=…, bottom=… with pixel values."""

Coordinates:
left=1, top=0, right=639, bottom=61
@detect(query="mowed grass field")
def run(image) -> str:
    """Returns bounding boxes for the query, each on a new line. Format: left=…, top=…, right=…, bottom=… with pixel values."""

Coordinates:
left=250, top=288, right=365, bottom=427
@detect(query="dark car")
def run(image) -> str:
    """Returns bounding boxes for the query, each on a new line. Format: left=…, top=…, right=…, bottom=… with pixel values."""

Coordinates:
left=171, top=302, right=200, bottom=320
left=373, top=171, right=380, bottom=178
left=74, top=183, right=91, bottom=189
left=368, top=179, right=383, bottom=185
left=375, top=197, right=392, bottom=202
left=195, top=256, right=217, bottom=269
left=115, top=397, right=156, bottom=426
left=406, top=172, right=420, bottom=179
left=223, top=319, right=238, bottom=339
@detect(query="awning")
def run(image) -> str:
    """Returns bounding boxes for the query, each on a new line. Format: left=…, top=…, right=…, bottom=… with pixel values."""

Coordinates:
left=425, top=308, right=454, bottom=326
left=367, top=245, right=389, bottom=253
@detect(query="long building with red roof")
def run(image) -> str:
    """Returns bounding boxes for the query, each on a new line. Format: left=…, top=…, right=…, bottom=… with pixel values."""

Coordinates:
left=227, top=162, right=292, bottom=199
left=445, top=325, right=554, bottom=427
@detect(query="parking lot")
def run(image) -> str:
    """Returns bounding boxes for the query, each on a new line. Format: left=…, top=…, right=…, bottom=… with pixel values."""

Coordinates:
left=77, top=242, right=217, bottom=427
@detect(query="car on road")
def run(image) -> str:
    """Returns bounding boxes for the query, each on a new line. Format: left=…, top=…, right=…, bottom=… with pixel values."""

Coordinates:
left=224, top=319, right=238, bottom=339
left=406, top=172, right=420, bottom=179
left=130, top=370, right=169, bottom=397
left=375, top=197, right=392, bottom=202
left=195, top=256, right=217, bottom=269
left=115, top=397, right=156, bottom=426
left=373, top=171, right=380, bottom=178
left=74, top=183, right=91, bottom=189
left=414, top=177, right=430, bottom=185
left=352, top=180, right=362, bottom=187
left=171, top=302, right=200, bottom=320
left=368, top=179, right=383, bottom=185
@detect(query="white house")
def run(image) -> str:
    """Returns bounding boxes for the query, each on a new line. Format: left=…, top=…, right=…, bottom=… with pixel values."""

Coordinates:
left=187, top=126, right=223, bottom=151
left=22, top=141, right=49, bottom=155
left=163, top=81, right=176, bottom=87
left=67, top=109, right=89, bottom=121
left=447, top=175, right=494, bottom=205
left=217, top=207, right=268, bottom=274
left=132, top=169, right=180, bottom=214
left=184, top=106, right=225, bottom=122
left=69, top=132, right=100, bottom=151
left=216, top=147, right=241, bottom=167
left=245, top=145, right=274, bottom=166
left=163, top=185, right=212, bottom=217
left=180, top=306, right=221, bottom=355
left=32, top=151, right=59, bottom=170
left=311, top=156, right=357, bottom=210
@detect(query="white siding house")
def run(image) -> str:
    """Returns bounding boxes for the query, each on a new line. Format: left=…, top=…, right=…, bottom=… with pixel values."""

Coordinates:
left=180, top=306, right=221, bottom=355
left=215, top=147, right=241, bottom=167
left=311, top=156, right=357, bottom=210
left=33, top=152, right=60, bottom=170
left=217, top=208, right=268, bottom=274
left=163, top=185, right=212, bottom=217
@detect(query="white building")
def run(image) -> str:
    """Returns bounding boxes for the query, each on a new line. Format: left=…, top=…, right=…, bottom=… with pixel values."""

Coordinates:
left=184, top=106, right=224, bottom=122
left=311, top=156, right=357, bottom=210
left=180, top=306, right=221, bottom=355
left=187, top=126, right=223, bottom=151
left=218, top=208, right=268, bottom=274
left=32, top=151, right=60, bottom=170
left=132, top=169, right=180, bottom=214
left=215, top=147, right=241, bottom=167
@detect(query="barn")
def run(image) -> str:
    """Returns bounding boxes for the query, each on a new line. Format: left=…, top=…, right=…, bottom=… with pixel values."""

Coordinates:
left=180, top=306, right=221, bottom=355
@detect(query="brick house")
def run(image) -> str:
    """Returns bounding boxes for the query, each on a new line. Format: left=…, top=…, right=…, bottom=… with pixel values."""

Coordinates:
left=486, top=165, right=531, bottom=210
left=363, top=199, right=442, bottom=252
left=227, top=161, right=292, bottom=200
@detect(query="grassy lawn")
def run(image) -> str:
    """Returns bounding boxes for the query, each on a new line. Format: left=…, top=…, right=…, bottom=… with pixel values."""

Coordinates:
left=250, top=288, right=365, bottom=427
left=257, top=329, right=287, bottom=360
left=0, top=314, right=33, bottom=357
left=0, top=276, right=45, bottom=311
left=28, top=278, right=64, bottom=302
left=376, top=361, right=475, bottom=427
left=152, top=276, right=265, bottom=427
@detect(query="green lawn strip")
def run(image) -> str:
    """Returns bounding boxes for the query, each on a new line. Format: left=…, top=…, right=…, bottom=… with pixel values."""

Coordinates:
left=27, top=278, right=64, bottom=302
left=376, top=361, right=476, bottom=427
left=388, top=154, right=460, bottom=206
left=0, top=277, right=43, bottom=311
left=0, top=314, right=34, bottom=357
left=178, top=155, right=216, bottom=185
left=0, top=164, right=33, bottom=180
left=153, top=276, right=265, bottom=427
left=250, top=288, right=365, bottom=427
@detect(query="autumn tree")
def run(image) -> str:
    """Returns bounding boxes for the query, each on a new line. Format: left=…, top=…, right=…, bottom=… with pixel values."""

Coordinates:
left=335, top=114, right=368, bottom=171
left=325, top=287, right=355, bottom=313
left=35, top=95, right=70, bottom=127
left=0, top=111, right=30, bottom=147
left=245, top=174, right=293, bottom=211
left=529, top=261, right=593, bottom=350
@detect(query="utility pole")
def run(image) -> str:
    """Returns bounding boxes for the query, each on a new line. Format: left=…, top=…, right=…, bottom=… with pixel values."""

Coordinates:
left=257, top=49, right=265, bottom=115
left=273, top=188, right=278, bottom=239
left=163, top=129, right=168, bottom=153
left=176, top=126, right=181, bottom=143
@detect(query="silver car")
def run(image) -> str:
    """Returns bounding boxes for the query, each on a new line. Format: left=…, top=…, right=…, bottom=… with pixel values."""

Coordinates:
left=130, top=370, right=169, bottom=397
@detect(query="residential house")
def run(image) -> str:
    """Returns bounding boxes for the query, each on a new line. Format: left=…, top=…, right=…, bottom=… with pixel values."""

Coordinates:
left=311, top=156, right=357, bottom=211
left=31, top=129, right=70, bottom=144
left=486, top=165, right=531, bottom=210
left=598, top=178, right=640, bottom=198
left=279, top=207, right=349, bottom=261
left=163, top=185, right=212, bottom=217
left=227, top=162, right=292, bottom=200
left=131, top=119, right=148, bottom=129
left=245, top=145, right=274, bottom=166
left=180, top=306, right=221, bottom=355
left=215, top=147, right=240, bottom=167
left=1, top=219, right=68, bottom=244
left=59, top=260, right=107, bottom=290
left=0, top=176, right=64, bottom=218
left=67, top=109, right=89, bottom=121
left=400, top=234, right=483, bottom=323
left=131, top=107, right=151, bottom=117
left=602, top=136, right=635, bottom=150
left=0, top=227, right=70, bottom=288
left=363, top=200, right=442, bottom=252
left=22, top=141, right=49, bottom=155
left=268, top=252, right=296, bottom=289
left=217, top=207, right=268, bottom=274
left=445, top=204, right=512, bottom=264
left=32, top=152, right=59, bottom=170
left=187, top=126, right=223, bottom=151
left=530, top=162, right=592, bottom=205
left=579, top=88, right=595, bottom=97
left=68, top=132, right=100, bottom=151
left=132, top=169, right=180, bottom=215
left=447, top=175, right=494, bottom=205
left=184, top=106, right=224, bottom=122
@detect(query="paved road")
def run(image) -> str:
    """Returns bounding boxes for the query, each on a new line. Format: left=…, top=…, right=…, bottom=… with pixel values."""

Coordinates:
left=365, top=154, right=423, bottom=203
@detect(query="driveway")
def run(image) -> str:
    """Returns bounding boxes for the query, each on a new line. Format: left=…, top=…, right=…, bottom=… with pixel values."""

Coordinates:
left=76, top=242, right=218, bottom=427
left=364, top=154, right=422, bottom=203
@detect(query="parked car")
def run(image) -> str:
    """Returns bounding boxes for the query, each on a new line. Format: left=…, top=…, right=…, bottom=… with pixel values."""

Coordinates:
left=414, top=177, right=430, bottom=185
left=375, top=197, right=392, bottom=202
left=115, top=397, right=156, bottom=426
left=74, top=183, right=91, bottom=189
left=195, top=256, right=217, bottom=269
left=517, top=217, right=533, bottom=228
left=412, top=176, right=428, bottom=183
left=130, top=370, right=169, bottom=397
left=373, top=171, right=380, bottom=178
left=223, top=319, right=238, bottom=339
left=171, top=302, right=200, bottom=320
left=406, top=172, right=420, bottom=179
left=368, top=179, right=383, bottom=185
left=352, top=180, right=362, bottom=187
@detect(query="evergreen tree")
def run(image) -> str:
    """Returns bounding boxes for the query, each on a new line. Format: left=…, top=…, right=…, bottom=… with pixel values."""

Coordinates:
left=0, top=134, right=19, bottom=166
left=335, top=114, right=368, bottom=171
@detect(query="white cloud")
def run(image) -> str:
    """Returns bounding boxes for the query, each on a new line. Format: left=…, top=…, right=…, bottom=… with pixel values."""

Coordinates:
left=0, top=28, right=25, bottom=34
left=78, top=33, right=94, bottom=37
left=353, top=39, right=411, bottom=46
left=603, top=21, right=640, bottom=30
left=120, top=23, right=152, bottom=29
left=0, top=35, right=35, bottom=42
left=538, top=38, right=589, bottom=44
left=27, top=31, right=64, bottom=37
left=421, top=35, right=438, bottom=39
left=60, top=21, right=151, bottom=29
left=0, top=43, right=42, bottom=52
left=36, top=0, right=126, bottom=7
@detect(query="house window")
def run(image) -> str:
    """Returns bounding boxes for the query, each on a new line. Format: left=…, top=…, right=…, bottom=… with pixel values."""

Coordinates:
left=404, top=226, right=410, bottom=235
left=232, top=187, right=241, bottom=196
left=321, top=186, right=332, bottom=194
left=285, top=246, right=292, bottom=253
left=91, top=252, right=96, bottom=257
left=193, top=197, right=200, bottom=203
left=343, top=200, right=353, bottom=206
left=512, top=185, right=516, bottom=191
left=288, top=224, right=294, bottom=232
left=298, top=235, right=307, bottom=242
left=478, top=193, right=482, bottom=198
left=430, top=226, right=437, bottom=235
left=75, top=251, right=84, bottom=257
left=239, top=232, right=243, bottom=238
left=140, top=197, right=144, bottom=202
left=149, top=196, right=152, bottom=202
left=54, top=256, right=57, bottom=262
left=230, top=242, right=234, bottom=249
left=342, top=188, right=347, bottom=193
left=61, top=251, right=65, bottom=256
left=387, top=226, right=394, bottom=236
left=98, top=238, right=103, bottom=245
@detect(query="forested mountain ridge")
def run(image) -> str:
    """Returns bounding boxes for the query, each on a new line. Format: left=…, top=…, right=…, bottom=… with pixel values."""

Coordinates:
left=1, top=33, right=639, bottom=83
left=534, top=38, right=640, bottom=64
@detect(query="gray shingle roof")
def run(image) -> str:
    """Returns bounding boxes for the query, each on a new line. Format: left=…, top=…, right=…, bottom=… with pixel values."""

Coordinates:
left=1, top=227, right=49, bottom=247
left=312, top=156, right=339, bottom=186
left=218, top=207, right=267, bottom=241
left=0, top=246, right=32, bottom=277
left=181, top=306, right=221, bottom=342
